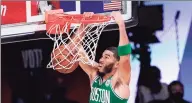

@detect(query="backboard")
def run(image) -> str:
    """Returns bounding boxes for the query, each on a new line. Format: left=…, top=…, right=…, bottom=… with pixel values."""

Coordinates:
left=1, top=1, right=138, bottom=44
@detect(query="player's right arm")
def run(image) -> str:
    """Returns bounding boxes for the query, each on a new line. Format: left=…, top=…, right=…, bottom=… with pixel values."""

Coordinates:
left=78, top=46, right=98, bottom=82
left=73, top=12, right=98, bottom=82
left=67, top=23, right=98, bottom=82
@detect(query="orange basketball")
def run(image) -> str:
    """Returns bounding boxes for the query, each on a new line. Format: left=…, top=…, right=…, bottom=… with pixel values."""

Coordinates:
left=51, top=45, right=79, bottom=74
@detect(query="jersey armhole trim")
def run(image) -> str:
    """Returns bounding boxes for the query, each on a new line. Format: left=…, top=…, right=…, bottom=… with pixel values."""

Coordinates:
left=90, top=75, right=99, bottom=87
left=110, top=79, right=129, bottom=100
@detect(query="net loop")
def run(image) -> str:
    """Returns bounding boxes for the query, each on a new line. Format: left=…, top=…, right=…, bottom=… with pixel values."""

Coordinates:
left=45, top=9, right=111, bottom=70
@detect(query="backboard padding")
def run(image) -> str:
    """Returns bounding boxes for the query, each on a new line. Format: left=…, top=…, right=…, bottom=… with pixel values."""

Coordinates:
left=1, top=1, right=138, bottom=44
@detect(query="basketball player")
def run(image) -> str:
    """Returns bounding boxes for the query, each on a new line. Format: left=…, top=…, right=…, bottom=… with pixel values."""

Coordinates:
left=78, top=11, right=131, bottom=103
left=54, top=11, right=131, bottom=103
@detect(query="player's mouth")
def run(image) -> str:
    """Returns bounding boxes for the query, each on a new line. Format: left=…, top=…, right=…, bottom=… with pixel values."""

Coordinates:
left=98, top=63, right=103, bottom=68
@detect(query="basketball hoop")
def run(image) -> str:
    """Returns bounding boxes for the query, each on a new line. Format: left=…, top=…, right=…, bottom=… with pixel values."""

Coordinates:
left=45, top=9, right=111, bottom=70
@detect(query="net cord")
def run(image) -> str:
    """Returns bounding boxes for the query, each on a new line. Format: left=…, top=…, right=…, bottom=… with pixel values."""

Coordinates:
left=46, top=22, right=109, bottom=70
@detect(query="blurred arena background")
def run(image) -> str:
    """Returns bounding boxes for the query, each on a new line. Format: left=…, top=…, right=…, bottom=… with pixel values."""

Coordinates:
left=1, top=1, right=192, bottom=103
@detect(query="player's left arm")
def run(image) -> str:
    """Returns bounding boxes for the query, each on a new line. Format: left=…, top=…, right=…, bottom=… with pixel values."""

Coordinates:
left=112, top=11, right=131, bottom=85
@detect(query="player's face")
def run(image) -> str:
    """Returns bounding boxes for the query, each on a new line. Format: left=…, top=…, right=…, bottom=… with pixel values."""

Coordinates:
left=98, top=50, right=117, bottom=74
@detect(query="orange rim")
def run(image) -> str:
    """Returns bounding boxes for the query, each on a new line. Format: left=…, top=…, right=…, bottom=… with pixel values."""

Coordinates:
left=45, top=9, right=111, bottom=34
left=46, top=14, right=111, bottom=24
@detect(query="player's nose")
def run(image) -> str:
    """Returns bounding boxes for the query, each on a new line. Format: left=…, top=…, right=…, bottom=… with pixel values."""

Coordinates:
left=99, top=58, right=104, bottom=64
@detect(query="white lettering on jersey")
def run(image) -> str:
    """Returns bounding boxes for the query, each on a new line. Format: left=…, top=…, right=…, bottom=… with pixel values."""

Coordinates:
left=90, top=87, right=110, bottom=103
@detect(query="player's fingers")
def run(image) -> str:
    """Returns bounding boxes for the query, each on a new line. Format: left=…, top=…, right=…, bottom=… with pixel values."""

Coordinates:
left=83, top=12, right=88, bottom=17
left=89, top=12, right=94, bottom=17
left=111, top=11, right=121, bottom=17
left=83, top=12, right=94, bottom=18
left=110, top=11, right=116, bottom=18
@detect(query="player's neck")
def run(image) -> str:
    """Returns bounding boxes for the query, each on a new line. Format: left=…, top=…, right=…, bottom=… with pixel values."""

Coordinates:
left=102, top=73, right=112, bottom=81
left=102, top=68, right=116, bottom=82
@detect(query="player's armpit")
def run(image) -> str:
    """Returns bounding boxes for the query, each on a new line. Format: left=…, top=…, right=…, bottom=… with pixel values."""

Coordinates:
left=112, top=55, right=131, bottom=86
left=118, top=55, right=131, bottom=85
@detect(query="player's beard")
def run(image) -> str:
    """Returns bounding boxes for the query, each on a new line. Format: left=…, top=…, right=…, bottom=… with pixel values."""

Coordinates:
left=98, top=63, right=114, bottom=77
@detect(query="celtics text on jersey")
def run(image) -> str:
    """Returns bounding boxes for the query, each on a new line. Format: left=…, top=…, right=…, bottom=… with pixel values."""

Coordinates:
left=89, top=76, right=128, bottom=103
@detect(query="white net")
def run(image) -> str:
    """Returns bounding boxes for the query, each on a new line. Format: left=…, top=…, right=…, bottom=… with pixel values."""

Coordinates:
left=46, top=22, right=109, bottom=70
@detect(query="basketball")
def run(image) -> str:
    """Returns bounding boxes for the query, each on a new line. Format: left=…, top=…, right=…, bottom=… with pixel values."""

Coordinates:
left=51, top=45, right=79, bottom=74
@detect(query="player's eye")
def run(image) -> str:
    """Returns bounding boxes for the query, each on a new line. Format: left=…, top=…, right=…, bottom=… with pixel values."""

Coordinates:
left=105, top=56, right=109, bottom=59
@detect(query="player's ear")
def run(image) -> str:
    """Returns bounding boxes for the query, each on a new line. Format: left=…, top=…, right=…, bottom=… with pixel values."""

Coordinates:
left=114, top=61, right=119, bottom=68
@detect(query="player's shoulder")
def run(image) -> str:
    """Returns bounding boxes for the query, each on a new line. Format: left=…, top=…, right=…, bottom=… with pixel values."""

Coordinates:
left=90, top=73, right=99, bottom=82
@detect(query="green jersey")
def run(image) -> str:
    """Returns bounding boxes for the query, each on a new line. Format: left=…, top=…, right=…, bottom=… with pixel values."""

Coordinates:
left=89, top=76, right=128, bottom=103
